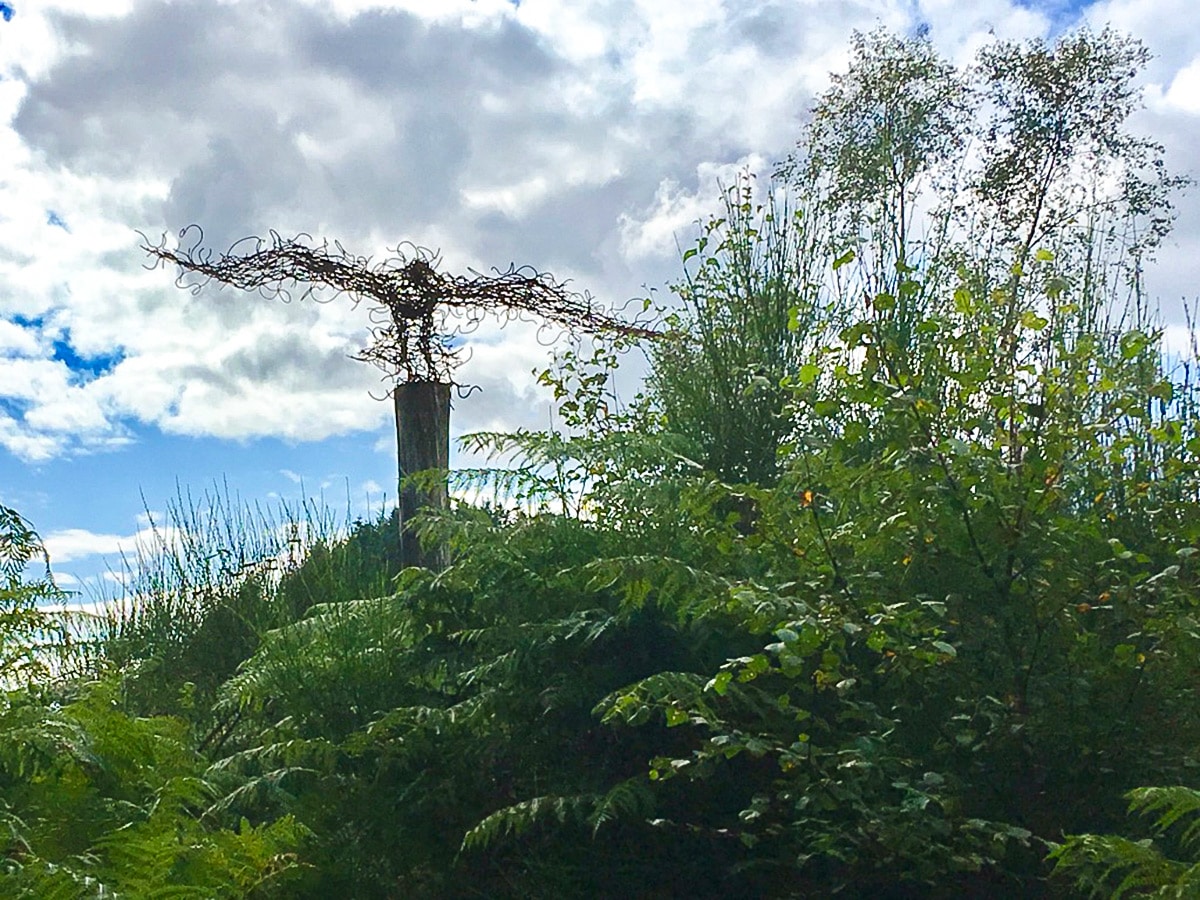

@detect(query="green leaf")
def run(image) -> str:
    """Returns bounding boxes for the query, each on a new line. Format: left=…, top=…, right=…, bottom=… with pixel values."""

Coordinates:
left=1119, top=330, right=1150, bottom=360
left=953, top=285, right=974, bottom=314
left=797, top=363, right=821, bottom=386
left=1045, top=275, right=1072, bottom=298
left=1109, top=538, right=1133, bottom=560
left=1020, top=310, right=1049, bottom=331
left=813, top=399, right=840, bottom=418
left=706, top=671, right=733, bottom=696
left=787, top=305, right=802, bottom=332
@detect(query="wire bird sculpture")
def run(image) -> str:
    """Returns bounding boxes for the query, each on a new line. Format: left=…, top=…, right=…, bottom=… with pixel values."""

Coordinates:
left=143, top=227, right=658, bottom=385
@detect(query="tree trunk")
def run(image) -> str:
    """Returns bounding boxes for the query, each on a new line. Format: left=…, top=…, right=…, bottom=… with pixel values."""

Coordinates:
left=394, top=381, right=451, bottom=571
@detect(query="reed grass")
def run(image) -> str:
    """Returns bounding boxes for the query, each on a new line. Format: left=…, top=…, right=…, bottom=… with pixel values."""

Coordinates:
left=94, top=481, right=399, bottom=718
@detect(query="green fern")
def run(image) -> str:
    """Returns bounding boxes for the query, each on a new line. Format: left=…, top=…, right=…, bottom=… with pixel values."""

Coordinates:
left=0, top=680, right=310, bottom=899
left=1050, top=786, right=1200, bottom=897
left=461, top=777, right=656, bottom=854
left=460, top=795, right=587, bottom=852
left=594, top=671, right=712, bottom=727
left=586, top=777, right=655, bottom=836
left=0, top=505, right=85, bottom=685
left=1128, top=787, right=1200, bottom=853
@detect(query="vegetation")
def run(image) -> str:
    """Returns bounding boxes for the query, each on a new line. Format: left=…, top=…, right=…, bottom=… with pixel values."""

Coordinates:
left=4, top=25, right=1200, bottom=898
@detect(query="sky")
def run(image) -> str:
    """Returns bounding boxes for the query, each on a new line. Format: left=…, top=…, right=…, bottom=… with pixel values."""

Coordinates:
left=1, top=0, right=1198, bottom=597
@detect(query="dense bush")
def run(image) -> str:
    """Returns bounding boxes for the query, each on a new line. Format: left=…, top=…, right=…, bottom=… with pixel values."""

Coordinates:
left=4, top=25, right=1199, bottom=898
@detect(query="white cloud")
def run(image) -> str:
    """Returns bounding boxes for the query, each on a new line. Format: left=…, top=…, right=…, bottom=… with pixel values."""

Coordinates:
left=0, top=421, right=63, bottom=461
left=41, top=530, right=190, bottom=607
left=0, top=0, right=1197, bottom=470
left=1158, top=57, right=1200, bottom=113
left=41, top=528, right=129, bottom=563
left=0, top=320, right=42, bottom=356
left=41, top=521, right=184, bottom=566
left=1163, top=322, right=1199, bottom=357
left=618, top=155, right=770, bottom=261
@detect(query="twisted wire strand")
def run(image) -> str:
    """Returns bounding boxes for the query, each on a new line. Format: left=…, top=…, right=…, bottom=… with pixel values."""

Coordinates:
left=143, top=227, right=660, bottom=385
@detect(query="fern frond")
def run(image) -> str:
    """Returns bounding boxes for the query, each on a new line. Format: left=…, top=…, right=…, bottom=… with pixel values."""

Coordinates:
left=461, top=777, right=657, bottom=853
left=1128, top=786, right=1200, bottom=852
left=576, top=555, right=733, bottom=618
left=209, top=736, right=338, bottom=775
left=352, top=692, right=497, bottom=743
left=206, top=767, right=315, bottom=816
left=460, top=794, right=589, bottom=852
left=0, top=701, right=100, bottom=780
left=1, top=856, right=113, bottom=900
left=548, top=608, right=622, bottom=646
left=586, top=777, right=655, bottom=835
left=594, top=671, right=712, bottom=726
left=458, top=649, right=520, bottom=689
left=457, top=428, right=572, bottom=465
left=447, top=467, right=564, bottom=508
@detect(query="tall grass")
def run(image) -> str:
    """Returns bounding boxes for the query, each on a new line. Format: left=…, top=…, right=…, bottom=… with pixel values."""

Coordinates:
left=96, top=482, right=400, bottom=719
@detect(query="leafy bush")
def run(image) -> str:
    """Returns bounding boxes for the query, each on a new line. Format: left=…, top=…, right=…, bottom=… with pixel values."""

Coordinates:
left=0, top=508, right=308, bottom=897
left=5, top=23, right=1200, bottom=899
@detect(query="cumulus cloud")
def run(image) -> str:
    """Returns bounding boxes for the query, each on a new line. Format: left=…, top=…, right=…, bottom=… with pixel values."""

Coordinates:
left=618, top=154, right=773, bottom=261
left=0, top=0, right=1197, bottom=467
left=1167, top=73, right=1199, bottom=115
left=0, top=320, right=42, bottom=356
left=41, top=527, right=130, bottom=563
left=41, top=522, right=181, bottom=563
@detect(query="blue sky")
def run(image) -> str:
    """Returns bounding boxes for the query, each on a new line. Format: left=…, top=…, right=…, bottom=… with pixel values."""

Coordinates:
left=1, top=0, right=1199, bottom=600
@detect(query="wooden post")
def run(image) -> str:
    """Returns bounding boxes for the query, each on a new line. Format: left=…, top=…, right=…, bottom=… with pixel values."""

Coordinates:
left=394, top=381, right=451, bottom=571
